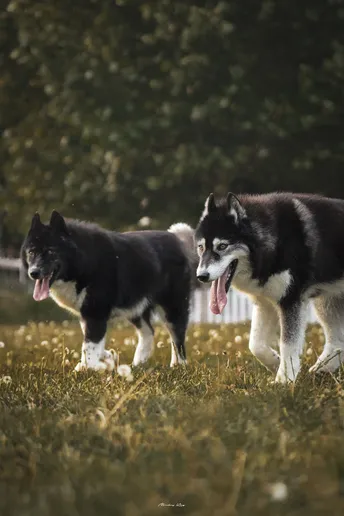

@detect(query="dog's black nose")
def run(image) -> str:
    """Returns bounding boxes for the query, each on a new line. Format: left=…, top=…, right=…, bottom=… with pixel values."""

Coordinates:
left=197, top=273, right=210, bottom=283
left=29, top=269, right=40, bottom=280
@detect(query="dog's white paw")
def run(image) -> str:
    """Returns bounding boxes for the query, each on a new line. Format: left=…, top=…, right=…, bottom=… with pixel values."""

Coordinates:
left=309, top=352, right=342, bottom=374
left=74, top=349, right=116, bottom=372
left=74, top=360, right=108, bottom=372
left=274, top=366, right=298, bottom=384
left=170, top=357, right=187, bottom=368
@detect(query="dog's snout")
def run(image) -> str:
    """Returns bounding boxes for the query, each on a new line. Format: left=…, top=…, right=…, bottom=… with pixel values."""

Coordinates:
left=197, top=272, right=210, bottom=283
left=29, top=268, right=40, bottom=280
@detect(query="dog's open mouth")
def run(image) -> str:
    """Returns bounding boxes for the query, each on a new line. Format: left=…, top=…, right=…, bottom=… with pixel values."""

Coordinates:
left=210, top=259, right=238, bottom=315
left=33, top=273, right=54, bottom=302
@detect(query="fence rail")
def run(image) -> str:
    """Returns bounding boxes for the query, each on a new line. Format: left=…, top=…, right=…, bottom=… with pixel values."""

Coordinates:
left=0, top=258, right=318, bottom=324
left=0, top=257, right=21, bottom=270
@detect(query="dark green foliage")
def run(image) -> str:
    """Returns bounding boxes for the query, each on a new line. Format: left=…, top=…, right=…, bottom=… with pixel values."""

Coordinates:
left=1, top=0, right=344, bottom=242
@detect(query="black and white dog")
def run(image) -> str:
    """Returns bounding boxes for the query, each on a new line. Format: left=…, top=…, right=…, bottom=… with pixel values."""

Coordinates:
left=21, top=211, right=196, bottom=372
left=195, top=192, right=344, bottom=383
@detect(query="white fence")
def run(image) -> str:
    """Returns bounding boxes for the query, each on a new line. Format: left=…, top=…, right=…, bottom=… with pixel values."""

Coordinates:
left=190, top=287, right=318, bottom=324
left=0, top=257, right=22, bottom=271
left=0, top=257, right=26, bottom=288
left=0, top=257, right=319, bottom=324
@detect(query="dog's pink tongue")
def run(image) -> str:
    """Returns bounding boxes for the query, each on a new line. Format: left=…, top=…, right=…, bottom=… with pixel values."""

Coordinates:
left=209, top=271, right=228, bottom=315
left=33, top=277, right=50, bottom=302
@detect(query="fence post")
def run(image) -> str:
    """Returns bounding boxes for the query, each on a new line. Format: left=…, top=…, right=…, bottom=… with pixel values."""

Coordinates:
left=0, top=210, right=7, bottom=256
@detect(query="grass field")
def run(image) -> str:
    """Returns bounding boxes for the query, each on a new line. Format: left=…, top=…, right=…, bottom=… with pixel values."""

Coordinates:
left=1, top=320, right=344, bottom=516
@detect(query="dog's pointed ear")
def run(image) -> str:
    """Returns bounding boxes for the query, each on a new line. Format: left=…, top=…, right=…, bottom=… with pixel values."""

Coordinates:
left=201, top=193, right=217, bottom=219
left=205, top=193, right=216, bottom=213
left=50, top=210, right=68, bottom=234
left=226, top=193, right=246, bottom=223
left=30, top=212, right=42, bottom=231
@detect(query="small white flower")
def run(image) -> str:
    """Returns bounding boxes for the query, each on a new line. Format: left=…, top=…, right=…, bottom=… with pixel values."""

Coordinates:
left=109, top=61, right=118, bottom=72
left=306, top=348, right=313, bottom=356
left=0, top=376, right=12, bottom=385
left=72, top=352, right=79, bottom=359
left=7, top=2, right=17, bottom=13
left=234, top=335, right=242, bottom=344
left=268, top=482, right=288, bottom=502
left=84, top=70, right=94, bottom=80
left=117, top=364, right=133, bottom=382
left=41, top=340, right=49, bottom=347
left=157, top=341, right=164, bottom=349
left=138, top=216, right=151, bottom=228
left=18, top=325, right=25, bottom=335
left=0, top=342, right=5, bottom=348
left=117, top=364, right=132, bottom=377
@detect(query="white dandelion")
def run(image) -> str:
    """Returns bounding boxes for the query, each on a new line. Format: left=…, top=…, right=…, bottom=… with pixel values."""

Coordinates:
left=117, top=364, right=134, bottom=382
left=268, top=482, right=288, bottom=502
left=0, top=376, right=12, bottom=385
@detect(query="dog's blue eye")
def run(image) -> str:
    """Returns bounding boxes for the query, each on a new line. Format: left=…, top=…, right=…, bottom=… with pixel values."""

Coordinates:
left=218, top=243, right=228, bottom=251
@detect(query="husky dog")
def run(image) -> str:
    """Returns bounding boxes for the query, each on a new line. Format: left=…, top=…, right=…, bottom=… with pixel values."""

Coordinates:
left=21, top=211, right=195, bottom=372
left=195, top=192, right=344, bottom=383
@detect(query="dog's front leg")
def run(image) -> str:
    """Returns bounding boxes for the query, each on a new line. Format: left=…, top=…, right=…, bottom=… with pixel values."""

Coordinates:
left=75, top=317, right=115, bottom=372
left=249, top=298, right=280, bottom=372
left=275, top=301, right=308, bottom=383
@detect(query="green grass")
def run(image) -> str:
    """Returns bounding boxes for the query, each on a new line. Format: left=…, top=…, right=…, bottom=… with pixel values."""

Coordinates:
left=1, top=320, right=344, bottom=515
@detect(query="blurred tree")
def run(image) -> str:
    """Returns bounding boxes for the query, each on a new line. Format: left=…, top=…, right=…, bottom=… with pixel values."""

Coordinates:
left=1, top=0, right=344, bottom=244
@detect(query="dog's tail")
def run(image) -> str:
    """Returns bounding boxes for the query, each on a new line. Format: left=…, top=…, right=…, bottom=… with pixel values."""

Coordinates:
left=168, top=222, right=198, bottom=289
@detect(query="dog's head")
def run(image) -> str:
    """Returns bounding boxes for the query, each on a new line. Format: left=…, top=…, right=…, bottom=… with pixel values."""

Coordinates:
left=21, top=210, right=74, bottom=301
left=195, top=193, right=250, bottom=314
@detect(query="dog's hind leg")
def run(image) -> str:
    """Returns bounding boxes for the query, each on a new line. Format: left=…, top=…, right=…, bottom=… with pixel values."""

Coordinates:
left=161, top=299, right=189, bottom=367
left=249, top=298, right=280, bottom=372
left=132, top=308, right=155, bottom=366
left=275, top=300, right=308, bottom=383
left=309, top=295, right=344, bottom=374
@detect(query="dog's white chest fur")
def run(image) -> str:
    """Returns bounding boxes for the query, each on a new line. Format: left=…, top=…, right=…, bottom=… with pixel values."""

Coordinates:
left=232, top=257, right=292, bottom=302
left=50, top=280, right=149, bottom=321
left=50, top=280, right=86, bottom=316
